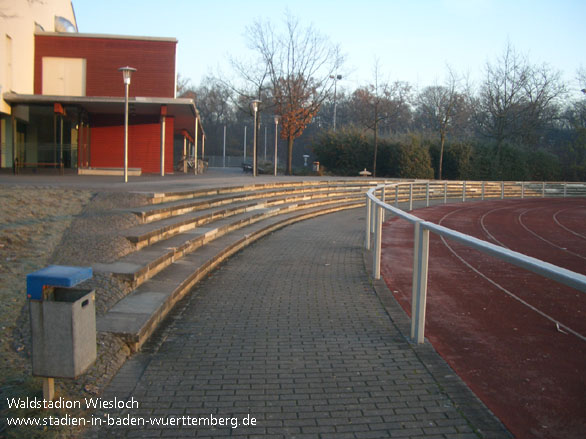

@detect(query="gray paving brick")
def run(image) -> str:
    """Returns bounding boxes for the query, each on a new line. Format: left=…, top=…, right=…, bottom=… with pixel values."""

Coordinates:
left=89, top=210, right=510, bottom=439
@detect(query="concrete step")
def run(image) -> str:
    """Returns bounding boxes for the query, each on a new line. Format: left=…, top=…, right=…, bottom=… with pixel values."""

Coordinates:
left=131, top=184, right=374, bottom=223
left=95, top=195, right=364, bottom=288
left=97, top=200, right=364, bottom=351
left=124, top=191, right=365, bottom=248
left=140, top=180, right=382, bottom=205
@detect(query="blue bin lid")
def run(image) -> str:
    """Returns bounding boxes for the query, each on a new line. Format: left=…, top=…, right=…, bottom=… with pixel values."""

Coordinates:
left=27, top=265, right=93, bottom=300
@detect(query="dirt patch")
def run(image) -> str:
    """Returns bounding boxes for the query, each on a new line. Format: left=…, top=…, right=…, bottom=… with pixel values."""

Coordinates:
left=0, top=186, right=147, bottom=438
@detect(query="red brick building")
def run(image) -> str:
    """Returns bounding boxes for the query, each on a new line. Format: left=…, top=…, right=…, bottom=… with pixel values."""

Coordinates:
left=4, top=32, right=203, bottom=175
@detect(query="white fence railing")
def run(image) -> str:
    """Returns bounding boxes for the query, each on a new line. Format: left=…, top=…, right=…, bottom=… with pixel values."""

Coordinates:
left=365, top=180, right=586, bottom=344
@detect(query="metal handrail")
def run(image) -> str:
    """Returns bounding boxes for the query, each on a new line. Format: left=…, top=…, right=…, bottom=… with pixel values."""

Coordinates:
left=365, top=180, right=586, bottom=344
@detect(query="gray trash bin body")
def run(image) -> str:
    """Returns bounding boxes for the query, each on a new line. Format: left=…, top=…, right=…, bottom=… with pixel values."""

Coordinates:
left=30, top=287, right=96, bottom=378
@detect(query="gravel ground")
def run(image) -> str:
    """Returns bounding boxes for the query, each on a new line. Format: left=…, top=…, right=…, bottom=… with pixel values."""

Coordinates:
left=0, top=186, right=149, bottom=438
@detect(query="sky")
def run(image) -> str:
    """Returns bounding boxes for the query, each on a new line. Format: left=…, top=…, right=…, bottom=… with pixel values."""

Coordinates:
left=73, top=0, right=586, bottom=95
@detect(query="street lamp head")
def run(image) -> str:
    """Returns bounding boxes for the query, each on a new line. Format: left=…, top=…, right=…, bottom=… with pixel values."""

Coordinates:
left=250, top=99, right=261, bottom=113
left=274, top=115, right=280, bottom=125
left=336, top=74, right=342, bottom=80
left=118, top=66, right=137, bottom=85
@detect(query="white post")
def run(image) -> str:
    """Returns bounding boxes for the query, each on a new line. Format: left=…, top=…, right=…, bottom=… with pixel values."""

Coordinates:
left=410, top=221, right=421, bottom=340
left=223, top=125, right=226, bottom=168
left=370, top=195, right=375, bottom=234
left=395, top=186, right=399, bottom=207
left=194, top=118, right=199, bottom=175
left=425, top=182, right=430, bottom=207
left=462, top=181, right=466, bottom=202
left=381, top=185, right=386, bottom=223
left=365, top=196, right=371, bottom=250
left=118, top=66, right=136, bottom=182
left=123, top=82, right=129, bottom=182
left=274, top=116, right=279, bottom=176
left=251, top=100, right=261, bottom=177
left=409, top=184, right=413, bottom=211
left=373, top=204, right=383, bottom=280
left=160, top=110, right=166, bottom=177
left=243, top=126, right=247, bottom=162
left=444, top=182, right=448, bottom=204
left=542, top=181, right=545, bottom=198
left=521, top=181, right=525, bottom=199
left=183, top=137, right=187, bottom=173
left=501, top=181, right=505, bottom=199
left=411, top=221, right=430, bottom=344
left=482, top=181, right=485, bottom=200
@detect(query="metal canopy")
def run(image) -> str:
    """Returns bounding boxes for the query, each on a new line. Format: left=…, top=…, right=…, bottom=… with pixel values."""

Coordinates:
left=3, top=92, right=204, bottom=138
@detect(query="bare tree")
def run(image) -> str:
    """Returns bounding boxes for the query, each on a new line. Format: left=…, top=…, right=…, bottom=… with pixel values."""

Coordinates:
left=416, top=69, right=463, bottom=180
left=247, top=12, right=344, bottom=174
left=352, top=61, right=411, bottom=176
left=176, top=73, right=193, bottom=98
left=475, top=43, right=567, bottom=152
left=192, top=76, right=235, bottom=126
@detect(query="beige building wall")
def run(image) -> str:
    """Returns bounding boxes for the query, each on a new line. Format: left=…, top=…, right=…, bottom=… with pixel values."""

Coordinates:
left=0, top=0, right=77, bottom=114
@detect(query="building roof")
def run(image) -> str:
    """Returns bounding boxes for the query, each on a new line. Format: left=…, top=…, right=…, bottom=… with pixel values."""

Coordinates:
left=3, top=92, right=204, bottom=138
left=35, top=30, right=177, bottom=43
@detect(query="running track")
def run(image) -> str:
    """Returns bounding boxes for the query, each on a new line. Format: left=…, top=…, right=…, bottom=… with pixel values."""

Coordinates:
left=380, top=198, right=586, bottom=439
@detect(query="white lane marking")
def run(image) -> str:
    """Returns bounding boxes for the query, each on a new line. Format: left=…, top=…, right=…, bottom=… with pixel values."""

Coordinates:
left=437, top=207, right=586, bottom=342
left=518, top=207, right=586, bottom=261
left=553, top=206, right=586, bottom=240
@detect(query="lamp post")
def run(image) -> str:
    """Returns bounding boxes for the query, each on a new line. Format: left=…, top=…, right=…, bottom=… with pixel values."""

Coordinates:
left=273, top=115, right=280, bottom=176
left=250, top=100, right=261, bottom=177
left=330, top=74, right=342, bottom=131
left=119, top=66, right=136, bottom=183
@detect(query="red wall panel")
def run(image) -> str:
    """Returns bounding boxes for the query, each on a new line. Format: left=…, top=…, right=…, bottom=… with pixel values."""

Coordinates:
left=34, top=35, right=176, bottom=98
left=90, top=115, right=175, bottom=174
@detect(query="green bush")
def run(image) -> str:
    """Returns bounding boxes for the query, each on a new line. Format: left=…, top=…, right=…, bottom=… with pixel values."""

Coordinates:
left=313, top=130, right=434, bottom=178
left=312, top=129, right=372, bottom=176
left=395, top=135, right=434, bottom=179
left=313, top=130, right=566, bottom=181
left=429, top=142, right=473, bottom=180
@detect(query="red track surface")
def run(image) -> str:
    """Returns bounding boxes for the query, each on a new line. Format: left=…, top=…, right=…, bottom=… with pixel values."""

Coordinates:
left=381, top=198, right=586, bottom=439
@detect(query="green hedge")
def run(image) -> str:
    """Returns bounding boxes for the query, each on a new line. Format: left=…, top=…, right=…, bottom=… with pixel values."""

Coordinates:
left=312, top=130, right=433, bottom=178
left=312, top=129, right=567, bottom=181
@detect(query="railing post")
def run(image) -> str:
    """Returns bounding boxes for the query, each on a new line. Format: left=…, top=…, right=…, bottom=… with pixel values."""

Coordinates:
left=426, top=182, right=430, bottom=207
left=395, top=186, right=399, bottom=207
left=370, top=194, right=376, bottom=234
left=542, top=182, right=545, bottom=198
left=411, top=221, right=430, bottom=344
left=365, top=196, right=371, bottom=250
left=373, top=204, right=383, bottom=280
left=564, top=183, right=567, bottom=198
left=462, top=181, right=466, bottom=202
left=501, top=181, right=505, bottom=199
left=481, top=181, right=485, bottom=200
left=409, top=184, right=413, bottom=211
left=521, top=181, right=525, bottom=199
left=444, top=182, right=447, bottom=204
left=381, top=186, right=386, bottom=223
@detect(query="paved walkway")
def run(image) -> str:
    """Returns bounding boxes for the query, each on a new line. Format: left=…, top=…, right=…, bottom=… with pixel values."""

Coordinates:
left=0, top=167, right=354, bottom=192
left=88, top=209, right=510, bottom=438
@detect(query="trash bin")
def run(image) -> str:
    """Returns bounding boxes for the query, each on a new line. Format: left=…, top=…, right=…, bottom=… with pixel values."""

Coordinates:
left=27, top=266, right=96, bottom=379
